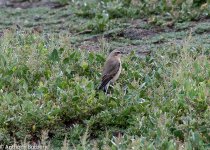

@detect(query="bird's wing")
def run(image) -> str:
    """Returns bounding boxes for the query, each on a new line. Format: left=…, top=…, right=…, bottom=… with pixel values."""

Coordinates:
left=99, top=58, right=120, bottom=90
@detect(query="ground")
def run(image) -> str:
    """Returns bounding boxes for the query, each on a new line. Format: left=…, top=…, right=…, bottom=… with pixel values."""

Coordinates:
left=1, top=0, right=210, bottom=53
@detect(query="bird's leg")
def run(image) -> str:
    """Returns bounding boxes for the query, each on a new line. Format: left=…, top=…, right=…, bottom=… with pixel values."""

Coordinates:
left=109, top=82, right=114, bottom=88
left=123, top=86, right=127, bottom=96
left=105, top=81, right=110, bottom=94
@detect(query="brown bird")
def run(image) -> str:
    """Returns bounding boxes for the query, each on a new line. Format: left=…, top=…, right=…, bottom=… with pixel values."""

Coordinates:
left=98, top=50, right=123, bottom=93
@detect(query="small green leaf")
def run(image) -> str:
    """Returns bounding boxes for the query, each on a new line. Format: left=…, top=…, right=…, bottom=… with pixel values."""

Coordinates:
left=49, top=49, right=60, bottom=62
left=59, top=48, right=65, bottom=54
left=88, top=52, right=94, bottom=63
left=81, top=61, right=88, bottom=70
left=96, top=54, right=105, bottom=62
left=63, top=57, right=70, bottom=64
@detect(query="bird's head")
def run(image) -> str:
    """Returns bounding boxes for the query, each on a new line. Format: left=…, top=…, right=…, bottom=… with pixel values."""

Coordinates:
left=109, top=49, right=123, bottom=58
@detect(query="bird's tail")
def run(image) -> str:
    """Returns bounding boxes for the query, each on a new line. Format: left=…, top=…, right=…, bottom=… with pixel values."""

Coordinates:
left=98, top=81, right=110, bottom=93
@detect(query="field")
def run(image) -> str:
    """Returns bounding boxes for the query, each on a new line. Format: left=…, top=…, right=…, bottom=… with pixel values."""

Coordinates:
left=0, top=0, right=209, bottom=149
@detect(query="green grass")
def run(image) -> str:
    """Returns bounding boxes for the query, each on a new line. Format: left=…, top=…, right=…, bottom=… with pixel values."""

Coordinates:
left=0, top=30, right=209, bottom=149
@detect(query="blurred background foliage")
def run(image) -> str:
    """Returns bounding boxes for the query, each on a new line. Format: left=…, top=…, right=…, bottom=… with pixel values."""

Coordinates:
left=72, top=0, right=210, bottom=32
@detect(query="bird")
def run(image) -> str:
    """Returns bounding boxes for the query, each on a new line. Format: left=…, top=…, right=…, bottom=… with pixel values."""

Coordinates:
left=98, top=49, right=123, bottom=93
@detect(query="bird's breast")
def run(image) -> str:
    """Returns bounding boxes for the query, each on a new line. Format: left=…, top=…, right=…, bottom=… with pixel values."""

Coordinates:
left=111, top=62, right=121, bottom=82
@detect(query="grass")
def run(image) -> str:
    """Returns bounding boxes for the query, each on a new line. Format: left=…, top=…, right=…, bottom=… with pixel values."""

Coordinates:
left=0, top=0, right=209, bottom=149
left=0, top=29, right=209, bottom=149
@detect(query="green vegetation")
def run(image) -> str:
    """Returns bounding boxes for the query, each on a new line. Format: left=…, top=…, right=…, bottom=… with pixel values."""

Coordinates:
left=0, top=29, right=209, bottom=149
left=0, top=0, right=209, bottom=149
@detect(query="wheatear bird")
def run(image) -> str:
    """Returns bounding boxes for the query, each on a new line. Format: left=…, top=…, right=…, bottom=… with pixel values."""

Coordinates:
left=98, top=50, right=123, bottom=93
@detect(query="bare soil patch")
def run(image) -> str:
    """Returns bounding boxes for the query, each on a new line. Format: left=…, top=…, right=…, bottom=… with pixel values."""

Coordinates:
left=0, top=0, right=65, bottom=9
left=79, top=41, right=101, bottom=52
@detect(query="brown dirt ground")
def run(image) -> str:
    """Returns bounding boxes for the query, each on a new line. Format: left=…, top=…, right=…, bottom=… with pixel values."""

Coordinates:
left=0, top=0, right=65, bottom=8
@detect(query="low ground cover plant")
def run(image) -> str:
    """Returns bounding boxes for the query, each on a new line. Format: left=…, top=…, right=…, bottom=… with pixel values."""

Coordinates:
left=0, top=30, right=209, bottom=149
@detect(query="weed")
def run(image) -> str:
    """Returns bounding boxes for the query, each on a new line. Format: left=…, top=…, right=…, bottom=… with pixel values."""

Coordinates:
left=0, top=29, right=209, bottom=148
